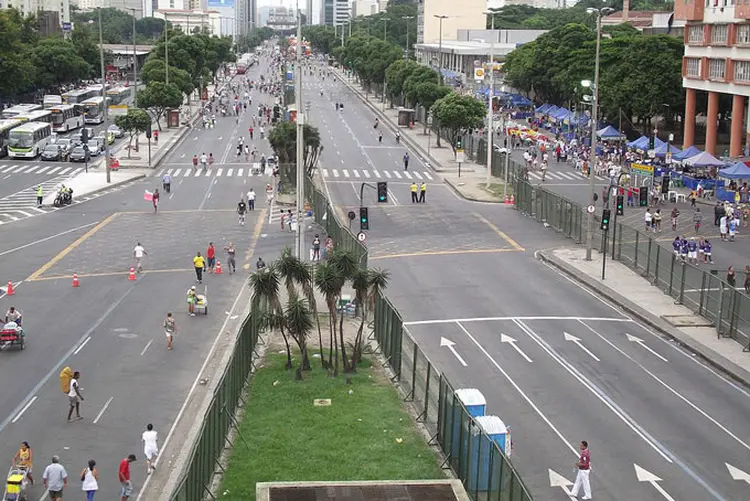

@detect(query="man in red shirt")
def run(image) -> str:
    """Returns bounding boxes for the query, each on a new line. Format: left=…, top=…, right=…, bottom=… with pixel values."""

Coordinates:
left=206, top=243, right=216, bottom=274
left=248, top=126, right=254, bottom=140
left=570, top=440, right=591, bottom=500
left=119, top=454, right=137, bottom=501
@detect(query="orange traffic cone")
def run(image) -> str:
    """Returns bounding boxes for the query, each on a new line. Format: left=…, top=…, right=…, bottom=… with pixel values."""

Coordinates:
left=215, top=261, right=223, bottom=274
left=510, top=194, right=515, bottom=205
left=72, top=274, right=80, bottom=287
left=128, top=267, right=136, bottom=281
left=6, top=281, right=13, bottom=296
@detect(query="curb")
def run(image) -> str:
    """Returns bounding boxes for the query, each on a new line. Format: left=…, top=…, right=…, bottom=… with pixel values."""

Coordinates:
left=537, top=250, right=750, bottom=387
left=442, top=176, right=508, bottom=204
left=42, top=174, right=146, bottom=207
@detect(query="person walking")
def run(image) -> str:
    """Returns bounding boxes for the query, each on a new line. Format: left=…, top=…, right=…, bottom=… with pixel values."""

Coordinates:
left=419, top=182, right=426, bottom=203
left=152, top=188, right=160, bottom=213
left=118, top=454, right=137, bottom=501
left=36, top=186, right=43, bottom=207
left=67, top=370, right=84, bottom=422
left=80, top=459, right=99, bottom=501
left=403, top=152, right=410, bottom=171
left=193, top=252, right=205, bottom=284
left=206, top=243, right=216, bottom=273
left=224, top=243, right=236, bottom=274
left=410, top=182, right=418, bottom=203
left=142, top=424, right=159, bottom=474
left=163, top=313, right=176, bottom=350
left=570, top=440, right=592, bottom=500
left=43, top=456, right=67, bottom=501
left=133, top=243, right=147, bottom=273
left=247, top=188, right=256, bottom=210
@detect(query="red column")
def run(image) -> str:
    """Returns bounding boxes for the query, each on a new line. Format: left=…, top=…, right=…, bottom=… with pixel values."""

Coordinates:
left=730, top=94, right=745, bottom=158
left=705, top=91, right=720, bottom=155
left=684, top=88, right=697, bottom=148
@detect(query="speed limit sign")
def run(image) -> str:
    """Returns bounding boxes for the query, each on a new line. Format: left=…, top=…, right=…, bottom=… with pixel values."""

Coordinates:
left=357, top=231, right=366, bottom=242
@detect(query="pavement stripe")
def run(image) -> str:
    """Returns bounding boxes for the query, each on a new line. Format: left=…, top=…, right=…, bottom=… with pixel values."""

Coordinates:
left=227, top=168, right=233, bottom=176
left=343, top=169, right=350, bottom=178
left=393, top=171, right=402, bottom=179
left=217, top=168, right=224, bottom=177
left=322, top=169, right=329, bottom=177
left=423, top=172, right=433, bottom=180
left=332, top=169, right=339, bottom=177
left=403, top=171, right=412, bottom=179
left=237, top=168, right=243, bottom=176
left=47, top=167, right=61, bottom=174
left=72, top=168, right=84, bottom=176
left=204, top=169, right=211, bottom=177
left=25, top=166, right=40, bottom=173
left=36, top=166, right=51, bottom=174
left=156, top=169, right=165, bottom=177
left=353, top=169, right=360, bottom=178
left=58, top=167, right=72, bottom=175
left=363, top=170, right=370, bottom=178
left=173, top=169, right=181, bottom=177
left=413, top=172, right=423, bottom=180
left=373, top=169, right=381, bottom=177
left=13, top=165, right=31, bottom=173
left=384, top=171, right=391, bottom=178
left=1, top=165, right=19, bottom=173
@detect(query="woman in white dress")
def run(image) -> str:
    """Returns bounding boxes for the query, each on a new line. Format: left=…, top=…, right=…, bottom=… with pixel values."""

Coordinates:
left=81, top=459, right=99, bottom=501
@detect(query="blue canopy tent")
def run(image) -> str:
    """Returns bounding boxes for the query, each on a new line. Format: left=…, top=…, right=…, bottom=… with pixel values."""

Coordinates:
left=684, top=151, right=726, bottom=167
left=596, top=125, right=625, bottom=139
left=673, top=145, right=701, bottom=161
left=509, top=94, right=532, bottom=107
left=626, top=136, right=646, bottom=148
left=627, top=136, right=665, bottom=150
left=653, top=142, right=682, bottom=158
left=718, top=162, right=750, bottom=179
left=536, top=104, right=552, bottom=114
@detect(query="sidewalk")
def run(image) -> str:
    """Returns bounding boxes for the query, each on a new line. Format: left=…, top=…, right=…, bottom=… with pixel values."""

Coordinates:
left=539, top=247, right=750, bottom=386
left=42, top=169, right=149, bottom=206
left=331, top=69, right=507, bottom=203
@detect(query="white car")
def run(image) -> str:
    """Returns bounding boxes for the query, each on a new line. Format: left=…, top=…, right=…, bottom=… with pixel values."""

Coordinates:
left=107, top=124, right=123, bottom=138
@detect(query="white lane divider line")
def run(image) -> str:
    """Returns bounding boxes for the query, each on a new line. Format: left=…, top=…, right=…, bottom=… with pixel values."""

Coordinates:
left=140, top=339, right=154, bottom=356
left=92, top=397, right=114, bottom=425
left=11, top=396, right=37, bottom=424
left=73, top=336, right=91, bottom=355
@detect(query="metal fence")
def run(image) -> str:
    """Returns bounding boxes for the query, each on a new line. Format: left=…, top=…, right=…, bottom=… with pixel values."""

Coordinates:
left=374, top=292, right=535, bottom=501
left=305, top=175, right=368, bottom=268
left=169, top=313, right=261, bottom=501
left=511, top=159, right=750, bottom=349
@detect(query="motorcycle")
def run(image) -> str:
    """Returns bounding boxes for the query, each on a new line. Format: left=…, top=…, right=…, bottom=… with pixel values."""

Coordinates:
left=53, top=190, right=73, bottom=207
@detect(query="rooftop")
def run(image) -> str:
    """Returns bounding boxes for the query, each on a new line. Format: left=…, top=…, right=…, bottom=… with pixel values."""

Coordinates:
left=415, top=40, right=518, bottom=56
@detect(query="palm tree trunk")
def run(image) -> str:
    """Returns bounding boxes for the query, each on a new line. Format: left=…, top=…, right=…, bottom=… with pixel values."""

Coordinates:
left=331, top=310, right=340, bottom=377
left=279, top=325, right=293, bottom=370
left=327, top=311, right=334, bottom=370
left=315, top=313, right=327, bottom=369
left=339, top=312, right=351, bottom=373
left=351, top=317, right=365, bottom=367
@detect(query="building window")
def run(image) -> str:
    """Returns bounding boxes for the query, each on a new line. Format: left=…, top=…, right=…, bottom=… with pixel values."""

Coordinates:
left=711, top=24, right=728, bottom=44
left=688, top=25, right=704, bottom=44
left=685, top=58, right=701, bottom=77
left=169, top=0, right=174, bottom=7
left=735, top=60, right=750, bottom=81
left=738, top=25, right=750, bottom=44
left=708, top=58, right=726, bottom=79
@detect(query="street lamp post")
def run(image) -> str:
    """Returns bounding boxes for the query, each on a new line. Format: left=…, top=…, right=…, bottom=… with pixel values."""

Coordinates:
left=403, top=15, right=414, bottom=58
left=584, top=7, right=614, bottom=261
left=383, top=17, right=390, bottom=42
left=484, top=8, right=500, bottom=189
left=126, top=8, right=139, bottom=108
left=294, top=1, right=305, bottom=259
left=434, top=15, right=448, bottom=85
left=164, top=18, right=170, bottom=85
left=94, top=9, right=112, bottom=183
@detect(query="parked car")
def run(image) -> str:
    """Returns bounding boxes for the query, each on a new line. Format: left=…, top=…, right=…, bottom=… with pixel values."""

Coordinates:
left=69, top=145, right=90, bottom=163
left=41, top=144, right=67, bottom=161
left=107, top=124, right=123, bottom=138
left=55, top=138, right=73, bottom=154
left=88, top=137, right=105, bottom=156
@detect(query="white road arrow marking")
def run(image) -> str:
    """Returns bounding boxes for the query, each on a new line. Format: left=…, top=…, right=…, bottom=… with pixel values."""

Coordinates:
left=634, top=464, right=675, bottom=501
left=726, top=463, right=750, bottom=484
left=548, top=469, right=574, bottom=497
left=440, top=337, right=467, bottom=367
left=564, top=332, right=600, bottom=362
left=626, top=333, right=668, bottom=362
left=500, top=334, right=533, bottom=363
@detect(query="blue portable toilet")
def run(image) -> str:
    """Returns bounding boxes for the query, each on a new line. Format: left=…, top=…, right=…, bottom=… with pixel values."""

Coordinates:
left=451, top=388, right=486, bottom=457
left=467, top=415, right=509, bottom=492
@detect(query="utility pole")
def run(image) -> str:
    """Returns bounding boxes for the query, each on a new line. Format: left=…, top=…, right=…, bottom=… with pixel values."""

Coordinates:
left=403, top=15, right=414, bottom=58
left=126, top=7, right=139, bottom=108
left=295, top=1, right=305, bottom=259
left=434, top=15, right=448, bottom=85
left=165, top=18, right=170, bottom=86
left=96, top=8, right=112, bottom=183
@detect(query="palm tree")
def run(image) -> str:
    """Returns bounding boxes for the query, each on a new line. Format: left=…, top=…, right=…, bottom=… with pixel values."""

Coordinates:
left=275, top=247, right=317, bottom=370
left=248, top=265, right=293, bottom=370
left=284, top=293, right=314, bottom=380
left=327, top=248, right=358, bottom=373
left=314, top=261, right=343, bottom=376
left=349, top=266, right=390, bottom=368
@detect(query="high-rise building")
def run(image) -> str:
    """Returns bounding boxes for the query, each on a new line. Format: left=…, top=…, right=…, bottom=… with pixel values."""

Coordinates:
left=352, top=0, right=378, bottom=17
left=675, top=0, right=750, bottom=156
left=306, top=0, right=313, bottom=24
left=321, top=0, right=347, bottom=25
left=416, top=0, right=485, bottom=44
left=2, top=0, right=71, bottom=29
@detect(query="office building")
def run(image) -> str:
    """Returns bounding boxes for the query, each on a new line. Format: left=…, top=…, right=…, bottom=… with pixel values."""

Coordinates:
left=416, top=0, right=485, bottom=44
left=675, top=0, right=750, bottom=156
left=321, top=0, right=347, bottom=25
left=154, top=0, right=224, bottom=35
left=2, top=0, right=71, bottom=29
left=352, top=0, right=378, bottom=17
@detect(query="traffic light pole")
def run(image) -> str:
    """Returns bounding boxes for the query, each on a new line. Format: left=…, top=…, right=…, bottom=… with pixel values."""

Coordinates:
left=611, top=212, right=617, bottom=259
left=602, top=229, right=608, bottom=280
left=359, top=182, right=377, bottom=204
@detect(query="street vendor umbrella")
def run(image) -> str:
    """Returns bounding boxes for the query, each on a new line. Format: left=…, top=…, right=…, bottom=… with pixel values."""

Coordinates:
left=718, top=161, right=750, bottom=179
left=683, top=151, right=726, bottom=167
left=673, top=145, right=701, bottom=161
left=653, top=142, right=681, bottom=158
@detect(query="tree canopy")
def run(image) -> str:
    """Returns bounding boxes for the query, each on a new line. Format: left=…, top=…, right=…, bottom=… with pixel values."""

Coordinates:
left=71, top=7, right=166, bottom=44
left=137, top=82, right=182, bottom=130
left=432, top=93, right=486, bottom=152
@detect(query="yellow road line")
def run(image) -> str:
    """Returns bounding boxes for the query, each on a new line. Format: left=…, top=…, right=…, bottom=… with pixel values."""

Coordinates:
left=473, top=213, right=525, bottom=251
left=118, top=209, right=236, bottom=214
left=243, top=208, right=267, bottom=269
left=28, top=268, right=194, bottom=281
left=370, top=248, right=521, bottom=261
left=27, top=213, right=120, bottom=281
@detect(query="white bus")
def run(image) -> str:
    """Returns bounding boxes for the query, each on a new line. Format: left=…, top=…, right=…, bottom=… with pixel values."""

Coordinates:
left=7, top=122, right=52, bottom=159
left=81, top=97, right=109, bottom=124
left=62, top=88, right=97, bottom=105
left=49, top=104, right=84, bottom=132
left=106, top=86, right=132, bottom=106
left=43, top=95, right=63, bottom=109
left=1, top=104, right=43, bottom=119
left=14, top=110, right=53, bottom=124
left=0, top=119, right=23, bottom=158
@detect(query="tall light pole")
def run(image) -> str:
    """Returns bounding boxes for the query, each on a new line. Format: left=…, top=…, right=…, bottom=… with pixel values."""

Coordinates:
left=295, top=0, right=305, bottom=259
left=483, top=8, right=500, bottom=189
left=94, top=9, right=112, bottom=183
left=126, top=7, right=139, bottom=108
left=434, top=15, right=448, bottom=85
left=383, top=17, right=390, bottom=42
left=164, top=17, right=170, bottom=85
left=403, top=15, right=414, bottom=58
left=584, top=7, right=614, bottom=261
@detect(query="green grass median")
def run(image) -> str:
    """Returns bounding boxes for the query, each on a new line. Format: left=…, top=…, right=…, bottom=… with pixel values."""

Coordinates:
left=219, top=353, right=444, bottom=500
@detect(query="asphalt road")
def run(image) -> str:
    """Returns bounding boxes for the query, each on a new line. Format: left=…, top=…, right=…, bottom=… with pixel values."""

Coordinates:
left=310, top=63, right=750, bottom=501
left=0, top=58, right=291, bottom=500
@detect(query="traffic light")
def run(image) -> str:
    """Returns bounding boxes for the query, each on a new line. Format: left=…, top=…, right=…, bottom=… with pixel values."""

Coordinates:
left=649, top=135, right=655, bottom=150
left=359, top=207, right=369, bottom=230
left=81, top=128, right=88, bottom=143
left=616, top=195, right=624, bottom=216
left=600, top=209, right=611, bottom=231
left=146, top=123, right=152, bottom=140
left=377, top=182, right=388, bottom=203
left=456, top=137, right=462, bottom=149
left=639, top=186, right=648, bottom=206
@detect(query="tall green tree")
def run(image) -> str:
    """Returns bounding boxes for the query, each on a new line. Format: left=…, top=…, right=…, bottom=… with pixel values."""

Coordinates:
left=0, top=10, right=36, bottom=97
left=139, top=59, right=194, bottom=98
left=114, top=108, right=151, bottom=158
left=267, top=121, right=323, bottom=176
left=137, top=82, right=182, bottom=130
left=30, top=39, right=92, bottom=88
left=432, top=93, right=486, bottom=153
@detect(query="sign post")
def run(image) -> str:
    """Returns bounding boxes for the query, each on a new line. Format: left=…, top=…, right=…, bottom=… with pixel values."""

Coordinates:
left=456, top=148, right=465, bottom=178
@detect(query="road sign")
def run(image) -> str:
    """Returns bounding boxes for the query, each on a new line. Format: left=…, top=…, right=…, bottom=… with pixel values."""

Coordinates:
left=587, top=204, right=596, bottom=214
left=357, top=231, right=366, bottom=242
left=456, top=149, right=465, bottom=164
left=62, top=22, right=72, bottom=32
left=347, top=210, right=356, bottom=220
left=631, top=163, right=654, bottom=176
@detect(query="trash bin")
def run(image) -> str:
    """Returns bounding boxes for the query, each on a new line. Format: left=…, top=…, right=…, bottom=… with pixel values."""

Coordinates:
left=167, top=109, right=180, bottom=128
left=468, top=415, right=510, bottom=492
left=451, top=388, right=486, bottom=457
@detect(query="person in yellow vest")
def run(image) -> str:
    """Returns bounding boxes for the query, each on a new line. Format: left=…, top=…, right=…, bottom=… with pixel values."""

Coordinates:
left=36, top=186, right=43, bottom=207
left=419, top=182, right=426, bottom=203
left=410, top=182, right=418, bottom=203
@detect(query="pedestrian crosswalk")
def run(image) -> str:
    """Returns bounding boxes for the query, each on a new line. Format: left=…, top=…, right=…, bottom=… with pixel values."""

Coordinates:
left=321, top=168, right=433, bottom=181
left=528, top=170, right=607, bottom=182
left=155, top=166, right=265, bottom=178
left=0, top=175, right=70, bottom=223
left=0, top=164, right=85, bottom=176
